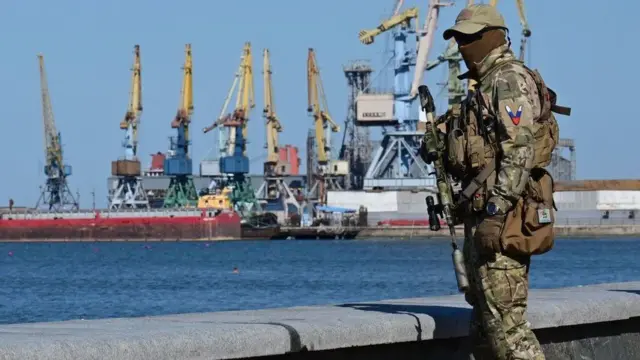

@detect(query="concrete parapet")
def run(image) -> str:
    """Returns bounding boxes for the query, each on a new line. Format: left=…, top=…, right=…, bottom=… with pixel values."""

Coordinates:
left=1, top=282, right=640, bottom=359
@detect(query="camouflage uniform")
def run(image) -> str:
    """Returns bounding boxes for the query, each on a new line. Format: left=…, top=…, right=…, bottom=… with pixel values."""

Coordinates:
left=442, top=5, right=545, bottom=360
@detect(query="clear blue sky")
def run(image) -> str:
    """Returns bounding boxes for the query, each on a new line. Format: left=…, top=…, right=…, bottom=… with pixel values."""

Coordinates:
left=0, top=0, right=635, bottom=208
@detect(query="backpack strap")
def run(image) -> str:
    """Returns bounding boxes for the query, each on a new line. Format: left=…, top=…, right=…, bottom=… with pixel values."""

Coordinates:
left=547, top=88, right=572, bottom=116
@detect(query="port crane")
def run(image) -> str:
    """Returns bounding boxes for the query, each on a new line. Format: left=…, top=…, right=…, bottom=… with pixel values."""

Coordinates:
left=109, top=45, right=149, bottom=210
left=35, top=54, right=79, bottom=212
left=489, top=0, right=530, bottom=62
left=254, top=49, right=301, bottom=216
left=163, top=44, right=198, bottom=208
left=203, top=42, right=259, bottom=215
left=356, top=5, right=435, bottom=190
left=306, top=48, right=348, bottom=205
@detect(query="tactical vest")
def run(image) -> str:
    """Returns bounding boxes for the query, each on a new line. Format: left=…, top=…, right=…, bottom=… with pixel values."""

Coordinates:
left=445, top=60, right=571, bottom=202
left=445, top=61, right=572, bottom=257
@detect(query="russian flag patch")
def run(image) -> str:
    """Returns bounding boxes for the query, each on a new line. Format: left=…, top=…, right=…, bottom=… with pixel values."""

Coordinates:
left=505, top=105, right=523, bottom=125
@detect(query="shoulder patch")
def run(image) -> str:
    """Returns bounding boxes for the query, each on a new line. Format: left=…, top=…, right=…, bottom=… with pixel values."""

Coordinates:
left=505, top=104, right=523, bottom=125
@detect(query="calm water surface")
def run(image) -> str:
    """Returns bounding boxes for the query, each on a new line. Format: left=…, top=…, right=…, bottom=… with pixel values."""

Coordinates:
left=1, top=238, right=639, bottom=325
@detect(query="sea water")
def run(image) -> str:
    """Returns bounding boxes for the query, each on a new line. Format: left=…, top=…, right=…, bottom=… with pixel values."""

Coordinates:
left=1, top=238, right=639, bottom=324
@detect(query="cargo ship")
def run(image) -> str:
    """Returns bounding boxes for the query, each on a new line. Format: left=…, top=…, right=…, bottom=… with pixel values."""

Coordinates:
left=0, top=208, right=279, bottom=241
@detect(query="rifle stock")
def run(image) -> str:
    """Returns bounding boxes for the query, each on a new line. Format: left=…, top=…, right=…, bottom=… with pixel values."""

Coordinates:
left=418, top=85, right=469, bottom=293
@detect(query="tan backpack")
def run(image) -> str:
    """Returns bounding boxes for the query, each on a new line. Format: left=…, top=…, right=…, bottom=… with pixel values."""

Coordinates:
left=499, top=65, right=571, bottom=256
left=522, top=65, right=572, bottom=168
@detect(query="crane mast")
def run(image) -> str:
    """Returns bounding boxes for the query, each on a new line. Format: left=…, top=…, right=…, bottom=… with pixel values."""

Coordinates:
left=109, top=45, right=149, bottom=210
left=163, top=44, right=198, bottom=208
left=35, top=54, right=78, bottom=211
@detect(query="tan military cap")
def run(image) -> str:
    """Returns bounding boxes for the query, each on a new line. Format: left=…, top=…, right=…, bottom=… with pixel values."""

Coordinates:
left=443, top=4, right=507, bottom=40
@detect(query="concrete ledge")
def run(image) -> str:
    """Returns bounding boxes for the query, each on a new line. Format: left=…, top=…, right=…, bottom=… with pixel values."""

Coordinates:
left=1, top=282, right=640, bottom=360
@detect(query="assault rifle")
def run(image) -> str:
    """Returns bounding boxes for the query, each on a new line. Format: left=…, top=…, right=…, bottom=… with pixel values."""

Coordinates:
left=418, top=85, right=469, bottom=293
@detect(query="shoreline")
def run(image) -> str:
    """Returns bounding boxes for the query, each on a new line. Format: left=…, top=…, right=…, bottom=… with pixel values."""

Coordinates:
left=1, top=224, right=640, bottom=242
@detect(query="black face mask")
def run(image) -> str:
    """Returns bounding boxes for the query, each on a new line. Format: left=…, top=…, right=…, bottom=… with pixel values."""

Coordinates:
left=456, top=29, right=507, bottom=75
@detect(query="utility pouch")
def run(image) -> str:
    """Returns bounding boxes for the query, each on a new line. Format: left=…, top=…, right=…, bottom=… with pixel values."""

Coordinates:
left=500, top=168, right=556, bottom=256
left=466, top=135, right=486, bottom=170
left=447, top=128, right=466, bottom=175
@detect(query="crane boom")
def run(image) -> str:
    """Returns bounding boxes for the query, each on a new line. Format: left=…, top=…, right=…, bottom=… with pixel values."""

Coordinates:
left=236, top=42, right=255, bottom=156
left=307, top=48, right=339, bottom=165
left=409, top=0, right=453, bottom=99
left=393, top=0, right=404, bottom=15
left=263, top=48, right=283, bottom=167
left=120, top=45, right=142, bottom=160
left=171, top=44, right=193, bottom=143
left=38, top=54, right=63, bottom=175
left=358, top=7, right=419, bottom=45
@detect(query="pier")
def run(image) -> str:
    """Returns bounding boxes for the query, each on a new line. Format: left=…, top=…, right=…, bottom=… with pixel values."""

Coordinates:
left=1, top=281, right=639, bottom=359
left=274, top=224, right=640, bottom=241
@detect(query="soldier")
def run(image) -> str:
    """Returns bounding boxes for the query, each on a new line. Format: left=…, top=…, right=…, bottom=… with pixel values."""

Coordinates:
left=428, top=3, right=569, bottom=360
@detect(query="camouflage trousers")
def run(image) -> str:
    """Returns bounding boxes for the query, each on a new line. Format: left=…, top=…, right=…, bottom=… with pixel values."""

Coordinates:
left=463, top=219, right=545, bottom=360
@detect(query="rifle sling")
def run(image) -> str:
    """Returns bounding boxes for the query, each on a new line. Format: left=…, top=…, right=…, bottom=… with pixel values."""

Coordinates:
left=458, top=159, right=496, bottom=205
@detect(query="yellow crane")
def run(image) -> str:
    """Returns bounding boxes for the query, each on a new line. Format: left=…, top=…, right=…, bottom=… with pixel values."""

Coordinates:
left=255, top=48, right=301, bottom=214
left=307, top=48, right=340, bottom=166
left=172, top=44, right=193, bottom=136
left=35, top=54, right=79, bottom=211
left=262, top=48, right=283, bottom=174
left=358, top=7, right=419, bottom=45
left=120, top=45, right=142, bottom=157
left=307, top=48, right=347, bottom=206
left=109, top=44, right=149, bottom=210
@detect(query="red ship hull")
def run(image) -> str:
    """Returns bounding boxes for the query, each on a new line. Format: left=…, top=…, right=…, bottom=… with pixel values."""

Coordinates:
left=0, top=210, right=243, bottom=241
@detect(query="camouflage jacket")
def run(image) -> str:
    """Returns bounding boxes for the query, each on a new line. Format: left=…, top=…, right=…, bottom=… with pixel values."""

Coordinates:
left=466, top=44, right=541, bottom=211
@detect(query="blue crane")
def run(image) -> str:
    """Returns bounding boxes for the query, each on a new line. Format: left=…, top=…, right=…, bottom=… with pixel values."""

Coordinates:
left=35, top=54, right=79, bottom=212
left=203, top=42, right=259, bottom=215
left=355, top=6, right=436, bottom=190
left=163, top=44, right=198, bottom=208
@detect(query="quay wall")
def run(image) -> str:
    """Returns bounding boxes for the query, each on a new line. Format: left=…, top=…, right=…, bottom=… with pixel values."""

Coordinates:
left=1, top=281, right=640, bottom=359
left=357, top=224, right=640, bottom=239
